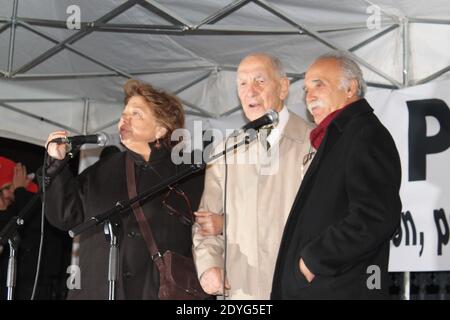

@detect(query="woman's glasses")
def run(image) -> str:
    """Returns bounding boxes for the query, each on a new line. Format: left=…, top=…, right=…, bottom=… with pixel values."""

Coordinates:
left=162, top=185, right=194, bottom=225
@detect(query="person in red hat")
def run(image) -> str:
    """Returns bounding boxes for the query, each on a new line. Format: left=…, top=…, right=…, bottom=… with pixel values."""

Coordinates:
left=0, top=155, right=71, bottom=300
left=0, top=156, right=38, bottom=211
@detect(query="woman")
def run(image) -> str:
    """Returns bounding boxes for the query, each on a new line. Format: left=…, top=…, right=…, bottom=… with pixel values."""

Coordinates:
left=43, top=79, right=204, bottom=299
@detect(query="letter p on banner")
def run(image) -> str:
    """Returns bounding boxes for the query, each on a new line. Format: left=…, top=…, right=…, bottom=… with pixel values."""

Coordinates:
left=407, top=99, right=450, bottom=181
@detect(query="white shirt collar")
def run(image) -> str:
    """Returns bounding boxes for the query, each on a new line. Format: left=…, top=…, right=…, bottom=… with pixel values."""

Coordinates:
left=267, top=106, right=289, bottom=147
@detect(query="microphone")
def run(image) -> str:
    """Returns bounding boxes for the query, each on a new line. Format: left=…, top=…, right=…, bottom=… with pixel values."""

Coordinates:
left=51, top=133, right=108, bottom=146
left=242, top=109, right=279, bottom=131
left=232, top=109, right=279, bottom=136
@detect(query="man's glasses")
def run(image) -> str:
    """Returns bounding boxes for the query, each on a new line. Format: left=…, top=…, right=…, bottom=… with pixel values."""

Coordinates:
left=162, top=185, right=194, bottom=225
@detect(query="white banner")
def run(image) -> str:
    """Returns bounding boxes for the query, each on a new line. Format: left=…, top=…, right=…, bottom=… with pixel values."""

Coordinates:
left=366, top=79, right=450, bottom=272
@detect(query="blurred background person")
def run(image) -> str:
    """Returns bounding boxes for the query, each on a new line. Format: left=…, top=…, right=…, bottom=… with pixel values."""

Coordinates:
left=0, top=156, right=71, bottom=300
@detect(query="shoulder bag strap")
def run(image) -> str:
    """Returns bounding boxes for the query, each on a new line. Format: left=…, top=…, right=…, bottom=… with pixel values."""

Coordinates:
left=125, top=152, right=165, bottom=271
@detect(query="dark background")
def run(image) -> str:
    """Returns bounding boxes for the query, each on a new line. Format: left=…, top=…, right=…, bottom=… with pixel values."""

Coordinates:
left=0, top=137, right=80, bottom=177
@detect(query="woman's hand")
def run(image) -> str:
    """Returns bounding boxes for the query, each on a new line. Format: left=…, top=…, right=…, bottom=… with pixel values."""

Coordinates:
left=46, top=131, right=70, bottom=160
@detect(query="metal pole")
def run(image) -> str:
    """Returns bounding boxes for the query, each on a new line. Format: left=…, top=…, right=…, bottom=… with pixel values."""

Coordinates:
left=409, top=18, right=450, bottom=25
left=7, top=0, right=19, bottom=76
left=0, top=101, right=82, bottom=134
left=105, top=221, right=119, bottom=300
left=82, top=98, right=89, bottom=135
left=415, top=65, right=450, bottom=85
left=6, top=235, right=20, bottom=300
left=402, top=271, right=410, bottom=300
left=141, top=0, right=192, bottom=27
left=348, top=24, right=399, bottom=52
left=12, top=0, right=140, bottom=76
left=172, top=71, right=211, bottom=95
left=194, top=0, right=250, bottom=28
left=0, top=22, right=11, bottom=35
left=18, top=21, right=133, bottom=79
left=254, top=0, right=402, bottom=88
left=12, top=65, right=216, bottom=80
left=402, top=18, right=410, bottom=87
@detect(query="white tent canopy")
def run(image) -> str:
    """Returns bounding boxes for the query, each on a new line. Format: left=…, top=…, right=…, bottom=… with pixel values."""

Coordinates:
left=1, top=0, right=449, bottom=145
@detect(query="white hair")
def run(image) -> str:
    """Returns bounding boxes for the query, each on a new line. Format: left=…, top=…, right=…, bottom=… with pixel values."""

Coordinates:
left=316, top=51, right=367, bottom=98
left=245, top=52, right=287, bottom=78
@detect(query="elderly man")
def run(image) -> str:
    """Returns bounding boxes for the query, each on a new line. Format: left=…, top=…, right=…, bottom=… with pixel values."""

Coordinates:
left=193, top=53, right=313, bottom=299
left=271, top=52, right=402, bottom=299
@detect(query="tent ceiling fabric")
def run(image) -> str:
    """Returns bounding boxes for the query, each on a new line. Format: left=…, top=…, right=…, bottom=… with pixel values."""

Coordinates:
left=0, top=0, right=449, bottom=145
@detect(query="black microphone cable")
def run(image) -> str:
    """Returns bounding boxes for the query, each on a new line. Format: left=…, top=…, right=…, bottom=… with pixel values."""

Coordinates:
left=30, top=152, right=47, bottom=300
left=222, top=132, right=233, bottom=299
left=31, top=142, right=79, bottom=299
left=221, top=129, right=254, bottom=298
left=222, top=126, right=262, bottom=298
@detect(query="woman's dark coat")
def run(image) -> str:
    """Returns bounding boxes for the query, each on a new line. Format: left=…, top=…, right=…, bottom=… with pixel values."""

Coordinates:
left=44, top=145, right=204, bottom=300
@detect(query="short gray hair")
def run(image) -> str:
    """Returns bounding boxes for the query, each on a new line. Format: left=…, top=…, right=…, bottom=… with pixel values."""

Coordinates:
left=315, top=51, right=367, bottom=98
left=245, top=52, right=286, bottom=78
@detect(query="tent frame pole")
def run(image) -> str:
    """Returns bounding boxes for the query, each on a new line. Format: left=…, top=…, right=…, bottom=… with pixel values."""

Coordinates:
left=6, top=0, right=19, bottom=77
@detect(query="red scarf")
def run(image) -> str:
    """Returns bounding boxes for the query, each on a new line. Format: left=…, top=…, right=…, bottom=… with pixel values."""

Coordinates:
left=310, top=107, right=346, bottom=150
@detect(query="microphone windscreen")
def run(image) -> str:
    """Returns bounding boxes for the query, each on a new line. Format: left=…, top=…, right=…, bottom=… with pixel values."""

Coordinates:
left=97, top=132, right=109, bottom=146
left=267, top=109, right=279, bottom=127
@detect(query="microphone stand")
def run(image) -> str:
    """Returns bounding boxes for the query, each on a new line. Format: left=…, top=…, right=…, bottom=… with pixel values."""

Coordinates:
left=6, top=234, right=20, bottom=300
left=206, top=129, right=257, bottom=163
left=0, top=193, right=40, bottom=300
left=69, top=164, right=206, bottom=300
left=68, top=131, right=258, bottom=300
left=104, top=216, right=121, bottom=300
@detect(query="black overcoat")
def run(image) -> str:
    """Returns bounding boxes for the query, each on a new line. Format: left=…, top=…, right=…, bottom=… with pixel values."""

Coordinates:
left=271, top=99, right=402, bottom=299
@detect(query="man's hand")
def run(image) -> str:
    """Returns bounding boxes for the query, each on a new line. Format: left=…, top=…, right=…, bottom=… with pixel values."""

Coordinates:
left=299, top=258, right=315, bottom=283
left=195, top=211, right=223, bottom=236
left=200, top=267, right=230, bottom=295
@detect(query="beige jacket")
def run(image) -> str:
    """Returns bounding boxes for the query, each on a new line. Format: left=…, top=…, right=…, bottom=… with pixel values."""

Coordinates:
left=193, top=112, right=313, bottom=299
